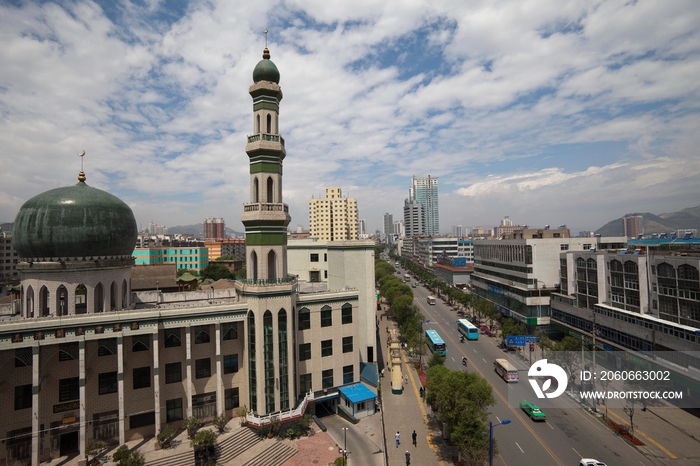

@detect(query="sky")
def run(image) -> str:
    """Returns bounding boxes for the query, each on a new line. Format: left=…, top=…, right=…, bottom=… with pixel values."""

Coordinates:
left=1, top=0, right=699, bottom=236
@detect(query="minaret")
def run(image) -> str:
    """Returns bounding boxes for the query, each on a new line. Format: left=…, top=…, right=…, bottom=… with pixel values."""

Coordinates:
left=241, top=46, right=290, bottom=280
left=239, top=45, right=295, bottom=415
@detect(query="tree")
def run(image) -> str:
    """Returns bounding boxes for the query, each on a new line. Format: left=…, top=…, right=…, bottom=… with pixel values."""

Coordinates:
left=112, top=445, right=145, bottom=466
left=200, top=263, right=234, bottom=281
left=85, top=442, right=106, bottom=464
left=427, top=352, right=446, bottom=368
left=177, top=268, right=197, bottom=277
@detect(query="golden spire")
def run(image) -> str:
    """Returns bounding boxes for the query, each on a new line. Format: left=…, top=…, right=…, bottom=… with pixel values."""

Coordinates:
left=78, top=150, right=86, bottom=182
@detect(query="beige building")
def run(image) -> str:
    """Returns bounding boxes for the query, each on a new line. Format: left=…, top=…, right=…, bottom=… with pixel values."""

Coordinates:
left=309, top=188, right=359, bottom=241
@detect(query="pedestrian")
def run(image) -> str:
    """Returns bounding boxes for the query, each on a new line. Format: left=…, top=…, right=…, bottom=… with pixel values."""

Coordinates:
left=381, top=368, right=385, bottom=378
left=405, top=450, right=411, bottom=465
left=395, top=431, right=400, bottom=448
left=412, top=430, right=417, bottom=447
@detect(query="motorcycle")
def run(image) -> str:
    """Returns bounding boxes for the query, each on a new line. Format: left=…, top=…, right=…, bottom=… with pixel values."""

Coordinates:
left=462, top=357, right=467, bottom=366
left=460, top=335, right=465, bottom=343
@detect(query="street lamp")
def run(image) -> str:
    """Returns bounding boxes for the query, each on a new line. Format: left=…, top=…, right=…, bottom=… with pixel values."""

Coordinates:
left=489, top=419, right=511, bottom=466
left=342, top=427, right=349, bottom=464
left=418, top=320, right=430, bottom=370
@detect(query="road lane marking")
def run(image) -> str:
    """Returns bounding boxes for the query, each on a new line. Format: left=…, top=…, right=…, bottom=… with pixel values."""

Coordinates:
left=483, top=358, right=487, bottom=363
left=546, top=421, right=554, bottom=430
left=606, top=409, right=677, bottom=459
left=515, top=442, right=524, bottom=453
left=431, top=320, right=566, bottom=466
left=496, top=416, right=502, bottom=423
left=572, top=447, right=581, bottom=458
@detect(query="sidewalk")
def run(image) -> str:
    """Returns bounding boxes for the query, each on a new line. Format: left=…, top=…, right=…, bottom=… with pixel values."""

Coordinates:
left=377, top=308, right=456, bottom=466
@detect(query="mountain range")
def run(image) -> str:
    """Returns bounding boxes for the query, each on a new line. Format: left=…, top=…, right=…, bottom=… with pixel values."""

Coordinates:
left=595, top=205, right=700, bottom=237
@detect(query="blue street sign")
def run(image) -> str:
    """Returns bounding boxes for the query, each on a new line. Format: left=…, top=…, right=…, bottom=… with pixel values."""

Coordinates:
left=505, top=335, right=526, bottom=347
left=525, top=336, right=539, bottom=343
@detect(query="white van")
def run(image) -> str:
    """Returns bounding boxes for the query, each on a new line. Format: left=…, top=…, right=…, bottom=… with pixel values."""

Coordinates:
left=579, top=459, right=606, bottom=466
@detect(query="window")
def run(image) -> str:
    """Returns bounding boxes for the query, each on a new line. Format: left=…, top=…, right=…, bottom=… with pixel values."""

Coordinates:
left=98, top=372, right=118, bottom=395
left=324, top=253, right=327, bottom=262
left=310, top=253, right=319, bottom=262
left=342, top=336, right=353, bottom=353
left=343, top=365, right=353, bottom=384
left=59, top=377, right=79, bottom=402
left=133, top=367, right=151, bottom=390
left=59, top=343, right=78, bottom=361
left=132, top=335, right=149, bottom=352
left=164, top=328, right=181, bottom=347
left=299, top=343, right=311, bottom=361
left=321, top=340, right=333, bottom=357
left=194, top=325, right=210, bottom=344
left=223, top=322, right=238, bottom=340
left=321, top=306, right=332, bottom=327
left=224, top=354, right=239, bottom=374
left=324, top=270, right=328, bottom=279
left=98, top=338, right=117, bottom=356
left=14, top=384, right=32, bottom=410
left=225, top=387, right=240, bottom=410
left=166, top=398, right=183, bottom=422
left=298, top=308, right=310, bottom=330
left=300, top=374, right=312, bottom=395
left=342, top=304, right=352, bottom=324
left=322, top=369, right=333, bottom=389
left=129, top=412, right=155, bottom=429
left=14, top=348, right=32, bottom=367
left=165, top=362, right=182, bottom=384
left=195, top=358, right=211, bottom=379
left=560, top=244, right=569, bottom=250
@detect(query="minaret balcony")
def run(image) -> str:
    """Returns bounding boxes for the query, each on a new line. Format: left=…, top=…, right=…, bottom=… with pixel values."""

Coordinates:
left=243, top=203, right=288, bottom=213
left=241, top=203, right=291, bottom=225
left=234, top=275, right=298, bottom=294
left=246, top=133, right=286, bottom=156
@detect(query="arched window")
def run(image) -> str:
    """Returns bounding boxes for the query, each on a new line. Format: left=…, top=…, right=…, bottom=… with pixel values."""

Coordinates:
left=110, top=281, right=117, bottom=311
left=298, top=307, right=310, bottom=330
left=264, top=310, right=275, bottom=413
left=251, top=251, right=258, bottom=281
left=75, top=284, right=87, bottom=314
left=56, top=285, right=68, bottom=316
left=266, top=114, right=271, bottom=133
left=247, top=311, right=257, bottom=413
left=256, top=114, right=260, bottom=133
left=610, top=260, right=623, bottom=272
left=658, top=263, right=675, bottom=278
left=624, top=261, right=638, bottom=274
left=278, top=309, right=289, bottom=410
left=266, top=177, right=274, bottom=203
left=253, top=178, right=259, bottom=203
left=38, top=285, right=49, bottom=317
left=94, top=283, right=105, bottom=313
left=267, top=250, right=277, bottom=280
left=122, top=279, right=128, bottom=309
left=25, top=285, right=34, bottom=318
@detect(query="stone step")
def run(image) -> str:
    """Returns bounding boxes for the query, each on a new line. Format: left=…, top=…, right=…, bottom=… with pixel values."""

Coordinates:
left=216, top=427, right=262, bottom=462
left=240, top=440, right=298, bottom=466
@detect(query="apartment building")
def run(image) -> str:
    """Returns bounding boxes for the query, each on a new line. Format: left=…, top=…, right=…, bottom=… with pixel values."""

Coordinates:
left=309, top=188, right=359, bottom=241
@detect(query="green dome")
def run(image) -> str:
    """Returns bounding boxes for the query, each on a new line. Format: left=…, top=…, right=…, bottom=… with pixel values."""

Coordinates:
left=12, top=180, right=138, bottom=259
left=253, top=47, right=280, bottom=84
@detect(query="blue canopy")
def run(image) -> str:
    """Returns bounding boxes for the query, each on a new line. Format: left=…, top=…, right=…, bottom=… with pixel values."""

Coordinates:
left=339, top=383, right=376, bottom=404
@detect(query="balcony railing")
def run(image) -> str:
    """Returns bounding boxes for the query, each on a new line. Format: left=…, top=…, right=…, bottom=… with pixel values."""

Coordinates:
left=247, top=133, right=285, bottom=147
left=243, top=203, right=289, bottom=213
left=245, top=390, right=314, bottom=427
left=238, top=274, right=298, bottom=286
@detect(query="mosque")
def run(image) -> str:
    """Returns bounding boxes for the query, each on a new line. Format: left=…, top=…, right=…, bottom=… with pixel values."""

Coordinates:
left=1, top=47, right=377, bottom=465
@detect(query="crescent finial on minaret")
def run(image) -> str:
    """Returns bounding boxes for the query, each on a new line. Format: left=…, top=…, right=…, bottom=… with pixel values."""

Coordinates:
left=78, top=150, right=86, bottom=182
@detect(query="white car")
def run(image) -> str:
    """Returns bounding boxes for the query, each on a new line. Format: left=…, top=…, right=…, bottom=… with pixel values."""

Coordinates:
left=579, top=459, right=606, bottom=466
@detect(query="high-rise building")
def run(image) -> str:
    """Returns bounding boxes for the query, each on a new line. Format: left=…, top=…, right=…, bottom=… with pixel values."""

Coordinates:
left=623, top=215, right=643, bottom=238
left=383, top=213, right=393, bottom=243
left=393, top=220, right=404, bottom=238
left=403, top=199, right=424, bottom=237
left=203, top=217, right=226, bottom=239
left=359, top=218, right=367, bottom=236
left=494, top=216, right=524, bottom=238
left=452, top=225, right=463, bottom=238
left=409, top=176, right=439, bottom=235
left=309, top=187, right=359, bottom=241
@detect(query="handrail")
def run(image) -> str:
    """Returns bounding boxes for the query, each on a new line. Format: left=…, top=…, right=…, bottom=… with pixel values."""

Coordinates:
left=245, top=390, right=314, bottom=426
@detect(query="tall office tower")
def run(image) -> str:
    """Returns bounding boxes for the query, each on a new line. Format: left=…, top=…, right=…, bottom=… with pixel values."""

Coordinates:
left=452, top=225, right=463, bottom=238
left=409, top=176, right=439, bottom=235
left=203, top=217, right=226, bottom=239
left=393, top=220, right=404, bottom=238
left=383, top=213, right=393, bottom=242
left=309, top=187, right=359, bottom=241
left=403, top=199, right=424, bottom=237
left=359, top=218, right=367, bottom=236
left=623, top=215, right=643, bottom=238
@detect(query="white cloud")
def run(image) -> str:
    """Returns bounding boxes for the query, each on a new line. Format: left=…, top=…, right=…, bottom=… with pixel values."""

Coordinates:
left=0, top=0, right=699, bottom=235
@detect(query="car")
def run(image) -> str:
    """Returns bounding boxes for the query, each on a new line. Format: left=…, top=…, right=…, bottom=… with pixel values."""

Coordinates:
left=519, top=401, right=546, bottom=421
left=412, top=283, right=417, bottom=288
left=579, top=459, right=607, bottom=466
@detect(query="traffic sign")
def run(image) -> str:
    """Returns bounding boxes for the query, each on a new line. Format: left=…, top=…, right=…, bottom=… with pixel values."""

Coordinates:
left=525, top=336, right=539, bottom=343
left=505, top=335, right=526, bottom=347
